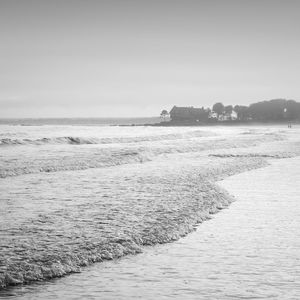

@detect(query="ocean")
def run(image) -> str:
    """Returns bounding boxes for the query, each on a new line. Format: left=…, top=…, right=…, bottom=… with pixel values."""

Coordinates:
left=0, top=117, right=161, bottom=126
left=0, top=120, right=300, bottom=298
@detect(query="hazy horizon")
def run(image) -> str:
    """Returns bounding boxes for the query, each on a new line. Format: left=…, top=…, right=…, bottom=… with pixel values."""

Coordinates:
left=1, top=0, right=300, bottom=118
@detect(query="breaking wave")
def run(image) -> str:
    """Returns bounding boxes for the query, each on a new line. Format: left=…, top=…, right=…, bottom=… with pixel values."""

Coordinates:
left=1, top=126, right=299, bottom=290
left=0, top=130, right=214, bottom=146
left=0, top=157, right=270, bottom=289
left=0, top=133, right=287, bottom=179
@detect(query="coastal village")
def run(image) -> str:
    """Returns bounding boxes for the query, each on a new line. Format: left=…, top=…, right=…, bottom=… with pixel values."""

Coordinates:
left=168, top=105, right=237, bottom=122
left=160, top=99, right=300, bottom=125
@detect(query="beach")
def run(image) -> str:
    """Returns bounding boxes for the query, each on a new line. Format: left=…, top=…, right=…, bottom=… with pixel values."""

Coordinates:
left=0, top=123, right=300, bottom=298
left=4, top=156, right=299, bottom=299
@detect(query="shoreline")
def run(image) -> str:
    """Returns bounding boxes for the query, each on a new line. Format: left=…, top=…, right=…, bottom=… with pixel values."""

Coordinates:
left=3, top=156, right=300, bottom=299
left=1, top=126, right=299, bottom=291
left=132, top=120, right=300, bottom=127
left=0, top=156, right=274, bottom=290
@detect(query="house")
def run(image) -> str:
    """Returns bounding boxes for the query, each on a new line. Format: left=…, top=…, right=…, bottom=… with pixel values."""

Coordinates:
left=220, top=110, right=238, bottom=121
left=169, top=106, right=209, bottom=122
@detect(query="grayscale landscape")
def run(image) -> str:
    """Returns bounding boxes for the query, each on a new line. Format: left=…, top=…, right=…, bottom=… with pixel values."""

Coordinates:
left=0, top=1, right=300, bottom=299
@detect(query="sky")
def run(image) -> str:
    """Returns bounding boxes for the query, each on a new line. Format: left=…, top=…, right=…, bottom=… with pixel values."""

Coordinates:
left=1, top=0, right=300, bottom=118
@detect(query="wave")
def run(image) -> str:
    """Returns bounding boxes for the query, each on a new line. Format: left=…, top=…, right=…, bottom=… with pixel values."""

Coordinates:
left=1, top=129, right=299, bottom=290
left=0, top=130, right=214, bottom=146
left=0, top=156, right=269, bottom=289
left=0, top=133, right=289, bottom=179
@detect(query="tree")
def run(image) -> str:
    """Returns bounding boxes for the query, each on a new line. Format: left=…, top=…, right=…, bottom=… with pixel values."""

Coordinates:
left=234, top=105, right=249, bottom=121
left=160, top=110, right=169, bottom=122
left=224, top=105, right=233, bottom=119
left=285, top=100, right=300, bottom=120
left=212, top=102, right=225, bottom=119
left=234, top=105, right=240, bottom=119
left=248, top=99, right=287, bottom=121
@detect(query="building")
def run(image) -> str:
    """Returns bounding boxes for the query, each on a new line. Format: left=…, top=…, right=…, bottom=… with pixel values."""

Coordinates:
left=169, top=106, right=209, bottom=122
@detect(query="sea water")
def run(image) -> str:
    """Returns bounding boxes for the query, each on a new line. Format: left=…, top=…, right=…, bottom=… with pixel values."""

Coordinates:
left=5, top=157, right=299, bottom=300
left=0, top=121, right=299, bottom=297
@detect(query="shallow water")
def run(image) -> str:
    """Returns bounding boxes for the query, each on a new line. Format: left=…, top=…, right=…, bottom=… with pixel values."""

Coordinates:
left=3, top=157, right=299, bottom=299
left=0, top=124, right=300, bottom=293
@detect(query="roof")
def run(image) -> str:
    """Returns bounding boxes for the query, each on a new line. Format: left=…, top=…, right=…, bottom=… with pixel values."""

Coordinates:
left=169, top=106, right=205, bottom=114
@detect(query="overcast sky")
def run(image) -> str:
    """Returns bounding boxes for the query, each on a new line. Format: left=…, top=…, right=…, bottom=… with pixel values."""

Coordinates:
left=1, top=0, right=300, bottom=117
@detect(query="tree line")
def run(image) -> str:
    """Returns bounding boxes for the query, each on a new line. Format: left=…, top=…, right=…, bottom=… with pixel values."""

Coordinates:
left=161, top=99, right=300, bottom=122
left=213, top=99, right=300, bottom=121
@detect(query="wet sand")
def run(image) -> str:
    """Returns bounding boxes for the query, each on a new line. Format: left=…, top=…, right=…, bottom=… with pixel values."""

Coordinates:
left=2, top=156, right=300, bottom=299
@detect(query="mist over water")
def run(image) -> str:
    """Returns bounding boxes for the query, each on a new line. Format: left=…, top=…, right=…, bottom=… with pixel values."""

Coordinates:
left=0, top=122, right=300, bottom=298
left=0, top=117, right=161, bottom=126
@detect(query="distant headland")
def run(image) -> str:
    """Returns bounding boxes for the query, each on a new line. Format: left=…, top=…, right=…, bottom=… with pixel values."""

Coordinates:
left=150, top=99, right=300, bottom=126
